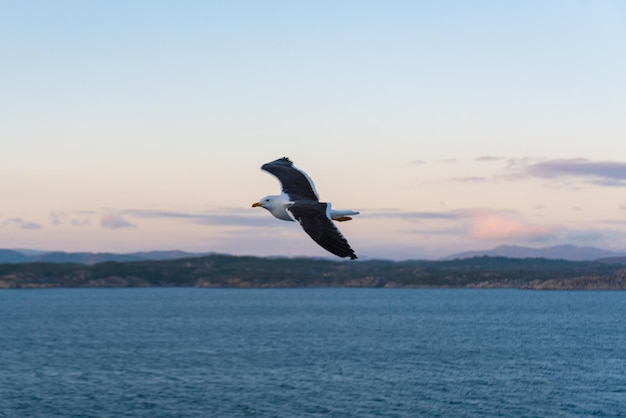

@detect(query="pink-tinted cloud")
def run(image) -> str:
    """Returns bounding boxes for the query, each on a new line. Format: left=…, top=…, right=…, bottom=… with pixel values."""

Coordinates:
left=100, top=214, right=136, bottom=229
left=458, top=209, right=559, bottom=241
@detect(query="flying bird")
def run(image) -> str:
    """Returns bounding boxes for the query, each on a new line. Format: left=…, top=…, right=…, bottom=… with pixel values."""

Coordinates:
left=252, top=157, right=359, bottom=259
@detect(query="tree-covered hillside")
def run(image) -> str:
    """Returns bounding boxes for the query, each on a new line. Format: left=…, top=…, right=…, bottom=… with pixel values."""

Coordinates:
left=1, top=254, right=626, bottom=290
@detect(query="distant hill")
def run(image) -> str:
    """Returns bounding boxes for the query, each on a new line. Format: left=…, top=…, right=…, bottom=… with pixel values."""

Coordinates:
left=0, top=250, right=212, bottom=265
left=0, top=249, right=29, bottom=263
left=445, top=244, right=626, bottom=261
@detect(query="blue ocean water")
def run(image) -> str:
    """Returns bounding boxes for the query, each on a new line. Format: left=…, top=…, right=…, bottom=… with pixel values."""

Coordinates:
left=1, top=288, right=625, bottom=417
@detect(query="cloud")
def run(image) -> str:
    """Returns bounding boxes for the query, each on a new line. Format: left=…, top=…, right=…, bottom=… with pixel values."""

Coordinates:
left=4, top=218, right=43, bottom=230
left=365, top=210, right=461, bottom=221
left=100, top=214, right=136, bottom=229
left=519, top=158, right=626, bottom=186
left=408, top=160, right=425, bottom=166
left=123, top=209, right=197, bottom=219
left=589, top=178, right=626, bottom=187
left=121, top=208, right=279, bottom=228
left=404, top=225, right=467, bottom=236
left=121, top=208, right=462, bottom=232
left=457, top=208, right=560, bottom=241
left=560, top=228, right=626, bottom=250
left=450, top=176, right=489, bottom=183
left=72, top=219, right=91, bottom=227
left=193, top=214, right=279, bottom=228
left=50, top=211, right=64, bottom=225
left=475, top=156, right=505, bottom=162
left=363, top=209, right=559, bottom=243
left=50, top=210, right=94, bottom=227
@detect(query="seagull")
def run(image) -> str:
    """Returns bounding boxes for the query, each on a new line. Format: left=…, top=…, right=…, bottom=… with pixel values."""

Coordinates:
left=252, top=157, right=359, bottom=260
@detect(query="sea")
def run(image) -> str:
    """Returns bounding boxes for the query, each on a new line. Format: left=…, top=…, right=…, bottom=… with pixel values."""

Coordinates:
left=1, top=288, right=625, bottom=417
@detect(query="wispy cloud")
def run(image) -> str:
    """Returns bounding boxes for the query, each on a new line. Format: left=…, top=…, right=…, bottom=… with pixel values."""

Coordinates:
left=4, top=218, right=43, bottom=230
left=72, top=219, right=91, bottom=227
left=597, top=219, right=626, bottom=226
left=100, top=214, right=136, bottom=229
left=407, top=160, right=425, bottom=166
left=194, top=214, right=279, bottom=228
left=516, top=158, right=626, bottom=187
left=364, top=208, right=562, bottom=244
left=365, top=210, right=461, bottom=220
left=122, top=209, right=197, bottom=219
left=450, top=176, right=490, bottom=183
left=50, top=211, right=64, bottom=225
left=403, top=225, right=467, bottom=236
left=560, top=228, right=626, bottom=250
left=121, top=208, right=278, bottom=227
left=368, top=208, right=560, bottom=243
left=475, top=156, right=505, bottom=162
left=50, top=210, right=94, bottom=227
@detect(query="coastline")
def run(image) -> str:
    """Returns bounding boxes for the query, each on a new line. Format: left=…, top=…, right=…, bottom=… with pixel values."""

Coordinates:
left=1, top=254, right=625, bottom=290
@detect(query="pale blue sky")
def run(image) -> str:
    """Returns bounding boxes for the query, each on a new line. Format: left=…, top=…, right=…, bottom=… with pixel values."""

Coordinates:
left=2, top=1, right=626, bottom=259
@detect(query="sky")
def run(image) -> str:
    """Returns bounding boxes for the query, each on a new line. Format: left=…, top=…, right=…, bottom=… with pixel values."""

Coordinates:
left=2, top=1, right=626, bottom=260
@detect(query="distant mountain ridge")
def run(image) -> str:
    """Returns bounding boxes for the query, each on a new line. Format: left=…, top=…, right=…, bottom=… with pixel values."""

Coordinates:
left=0, top=249, right=211, bottom=265
left=445, top=244, right=626, bottom=261
left=3, top=244, right=625, bottom=265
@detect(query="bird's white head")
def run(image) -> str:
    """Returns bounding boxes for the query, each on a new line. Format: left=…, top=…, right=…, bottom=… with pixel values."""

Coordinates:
left=251, top=195, right=276, bottom=211
left=251, top=194, right=294, bottom=222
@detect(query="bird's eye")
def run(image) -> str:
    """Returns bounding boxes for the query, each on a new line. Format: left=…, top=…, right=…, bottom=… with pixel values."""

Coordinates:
left=265, top=199, right=270, bottom=202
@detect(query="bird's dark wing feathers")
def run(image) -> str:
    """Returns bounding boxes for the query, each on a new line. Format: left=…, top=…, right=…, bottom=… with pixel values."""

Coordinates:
left=288, top=201, right=357, bottom=260
left=261, top=157, right=319, bottom=202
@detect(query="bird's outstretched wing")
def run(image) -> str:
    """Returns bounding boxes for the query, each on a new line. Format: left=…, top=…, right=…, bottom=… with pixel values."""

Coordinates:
left=288, top=201, right=357, bottom=260
left=261, top=157, right=319, bottom=202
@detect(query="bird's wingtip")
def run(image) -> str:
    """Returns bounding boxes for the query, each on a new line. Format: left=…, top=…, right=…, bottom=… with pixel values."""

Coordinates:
left=261, top=156, right=293, bottom=170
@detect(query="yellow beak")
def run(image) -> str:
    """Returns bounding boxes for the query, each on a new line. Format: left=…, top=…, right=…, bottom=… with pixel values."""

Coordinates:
left=252, top=202, right=262, bottom=208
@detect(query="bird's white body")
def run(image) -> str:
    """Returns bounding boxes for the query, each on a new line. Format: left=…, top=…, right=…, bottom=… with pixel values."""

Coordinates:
left=255, top=194, right=360, bottom=222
